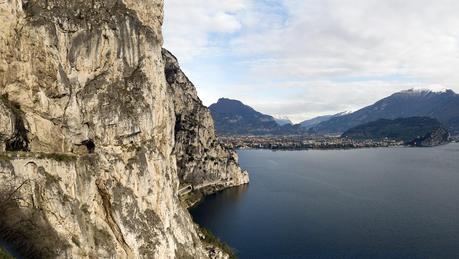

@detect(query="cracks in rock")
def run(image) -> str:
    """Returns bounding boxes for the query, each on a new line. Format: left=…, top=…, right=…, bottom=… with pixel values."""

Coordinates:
left=95, top=180, right=133, bottom=258
left=1, top=95, right=30, bottom=152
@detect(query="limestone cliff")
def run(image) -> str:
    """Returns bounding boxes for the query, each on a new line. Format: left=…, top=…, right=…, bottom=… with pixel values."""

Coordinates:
left=163, top=50, right=248, bottom=205
left=0, top=0, right=248, bottom=258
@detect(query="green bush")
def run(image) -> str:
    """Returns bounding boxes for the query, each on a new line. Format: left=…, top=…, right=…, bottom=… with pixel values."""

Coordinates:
left=199, top=227, right=236, bottom=259
left=37, top=153, right=77, bottom=162
left=0, top=247, right=14, bottom=259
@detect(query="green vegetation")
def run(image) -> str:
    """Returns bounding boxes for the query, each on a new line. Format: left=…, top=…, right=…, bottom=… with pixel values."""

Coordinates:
left=37, top=152, right=77, bottom=162
left=199, top=227, right=236, bottom=259
left=342, top=117, right=447, bottom=143
left=1, top=94, right=29, bottom=152
left=0, top=246, right=14, bottom=259
left=0, top=151, right=77, bottom=162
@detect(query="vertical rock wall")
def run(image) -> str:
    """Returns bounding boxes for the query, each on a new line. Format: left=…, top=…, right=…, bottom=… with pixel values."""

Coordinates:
left=0, top=0, right=248, bottom=258
left=163, top=50, right=248, bottom=203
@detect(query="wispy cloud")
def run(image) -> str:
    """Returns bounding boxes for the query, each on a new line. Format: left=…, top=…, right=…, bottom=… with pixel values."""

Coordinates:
left=164, top=0, right=459, bottom=122
left=163, top=0, right=248, bottom=61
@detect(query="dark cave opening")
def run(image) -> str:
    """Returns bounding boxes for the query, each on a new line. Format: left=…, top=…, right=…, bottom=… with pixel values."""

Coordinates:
left=81, top=139, right=96, bottom=154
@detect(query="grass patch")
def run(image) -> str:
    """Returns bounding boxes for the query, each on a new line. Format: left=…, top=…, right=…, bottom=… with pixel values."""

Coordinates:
left=199, top=227, right=236, bottom=259
left=35, top=152, right=77, bottom=162
left=0, top=153, right=12, bottom=161
left=0, top=246, right=13, bottom=259
left=0, top=152, right=77, bottom=162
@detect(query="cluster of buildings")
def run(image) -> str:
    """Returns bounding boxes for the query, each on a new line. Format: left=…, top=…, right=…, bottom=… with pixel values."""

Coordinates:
left=219, top=135, right=404, bottom=150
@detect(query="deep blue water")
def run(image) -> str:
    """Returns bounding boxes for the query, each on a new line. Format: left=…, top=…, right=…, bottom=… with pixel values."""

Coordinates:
left=0, top=240, right=21, bottom=259
left=190, top=144, right=459, bottom=259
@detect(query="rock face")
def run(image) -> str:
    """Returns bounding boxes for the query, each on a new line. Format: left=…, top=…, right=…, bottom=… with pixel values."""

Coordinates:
left=0, top=0, right=248, bottom=258
left=163, top=50, right=248, bottom=197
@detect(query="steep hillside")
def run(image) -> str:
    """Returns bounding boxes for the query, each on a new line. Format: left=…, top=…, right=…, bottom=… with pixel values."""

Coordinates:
left=209, top=98, right=305, bottom=135
left=342, top=117, right=449, bottom=146
left=300, top=112, right=349, bottom=129
left=314, top=89, right=459, bottom=134
left=274, top=116, right=293, bottom=126
left=0, top=1, right=247, bottom=258
left=163, top=50, right=248, bottom=201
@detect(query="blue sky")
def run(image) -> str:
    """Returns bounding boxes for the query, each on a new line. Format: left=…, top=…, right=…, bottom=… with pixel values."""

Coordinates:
left=164, top=0, right=459, bottom=123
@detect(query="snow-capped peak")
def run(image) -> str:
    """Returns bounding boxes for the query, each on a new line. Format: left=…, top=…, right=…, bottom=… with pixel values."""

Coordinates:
left=335, top=111, right=353, bottom=116
left=400, top=88, right=453, bottom=95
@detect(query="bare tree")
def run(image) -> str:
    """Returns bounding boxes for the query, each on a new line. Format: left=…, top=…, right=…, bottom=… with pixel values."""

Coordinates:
left=0, top=179, right=29, bottom=210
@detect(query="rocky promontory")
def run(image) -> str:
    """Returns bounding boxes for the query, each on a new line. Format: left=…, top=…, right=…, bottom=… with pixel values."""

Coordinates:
left=0, top=0, right=248, bottom=258
left=163, top=50, right=248, bottom=206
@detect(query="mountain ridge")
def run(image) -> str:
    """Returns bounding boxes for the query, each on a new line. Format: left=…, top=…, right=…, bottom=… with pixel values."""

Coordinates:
left=342, top=117, right=449, bottom=146
left=209, top=98, right=305, bottom=135
left=314, top=89, right=459, bottom=134
left=300, top=111, right=350, bottom=129
left=274, top=116, right=293, bottom=126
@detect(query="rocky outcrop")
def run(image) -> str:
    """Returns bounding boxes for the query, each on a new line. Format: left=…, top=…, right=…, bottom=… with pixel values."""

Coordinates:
left=0, top=0, right=247, bottom=258
left=163, top=50, right=248, bottom=203
left=408, top=127, right=449, bottom=147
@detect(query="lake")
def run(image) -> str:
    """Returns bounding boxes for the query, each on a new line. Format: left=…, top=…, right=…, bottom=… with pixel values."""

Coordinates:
left=190, top=144, right=459, bottom=259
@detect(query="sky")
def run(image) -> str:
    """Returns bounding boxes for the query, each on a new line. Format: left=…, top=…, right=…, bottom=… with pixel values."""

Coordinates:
left=163, top=0, right=459, bottom=123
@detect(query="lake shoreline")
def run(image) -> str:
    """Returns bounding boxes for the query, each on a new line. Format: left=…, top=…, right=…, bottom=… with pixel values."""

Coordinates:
left=191, top=144, right=459, bottom=258
left=219, top=134, right=457, bottom=151
left=234, top=141, right=454, bottom=152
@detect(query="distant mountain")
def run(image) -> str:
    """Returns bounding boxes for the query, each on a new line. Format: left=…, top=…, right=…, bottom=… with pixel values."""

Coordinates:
left=314, top=89, right=459, bottom=134
left=342, top=117, right=449, bottom=146
left=300, top=112, right=349, bottom=129
left=209, top=98, right=305, bottom=135
left=273, top=116, right=293, bottom=126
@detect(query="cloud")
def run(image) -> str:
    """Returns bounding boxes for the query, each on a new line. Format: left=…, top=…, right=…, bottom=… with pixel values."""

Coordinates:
left=233, top=0, right=459, bottom=82
left=163, top=0, right=459, bottom=121
left=163, top=0, right=248, bottom=60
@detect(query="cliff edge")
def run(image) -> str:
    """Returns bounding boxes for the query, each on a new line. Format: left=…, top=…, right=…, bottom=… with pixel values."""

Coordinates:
left=0, top=0, right=248, bottom=258
left=163, top=49, right=248, bottom=206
